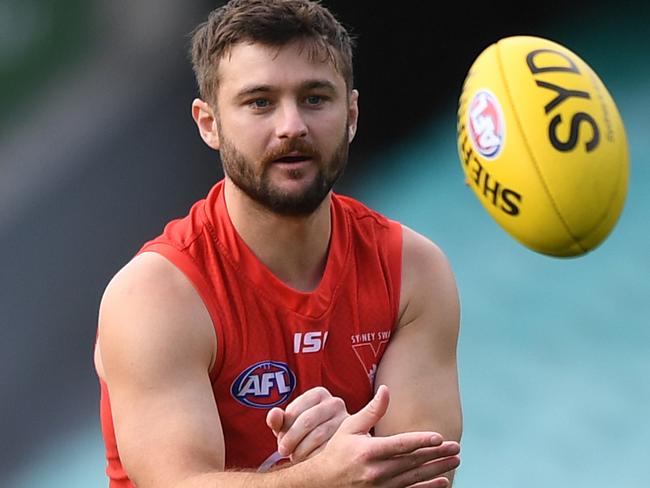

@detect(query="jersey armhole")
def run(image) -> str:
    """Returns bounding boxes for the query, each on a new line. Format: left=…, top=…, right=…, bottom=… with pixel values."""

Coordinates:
left=138, top=242, right=225, bottom=383
left=386, top=220, right=404, bottom=328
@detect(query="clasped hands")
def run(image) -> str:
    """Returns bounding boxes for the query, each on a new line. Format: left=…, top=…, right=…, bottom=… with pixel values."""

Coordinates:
left=265, top=385, right=460, bottom=487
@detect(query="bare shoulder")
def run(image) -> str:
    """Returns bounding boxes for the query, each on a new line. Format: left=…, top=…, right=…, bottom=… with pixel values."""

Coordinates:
left=398, top=225, right=460, bottom=331
left=95, top=251, right=215, bottom=381
left=400, top=225, right=453, bottom=274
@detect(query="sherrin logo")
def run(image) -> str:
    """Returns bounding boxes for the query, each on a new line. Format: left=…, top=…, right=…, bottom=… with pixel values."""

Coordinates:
left=468, top=89, right=505, bottom=159
left=231, top=360, right=296, bottom=409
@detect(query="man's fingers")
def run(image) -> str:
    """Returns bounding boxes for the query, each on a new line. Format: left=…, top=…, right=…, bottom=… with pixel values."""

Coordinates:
left=283, top=386, right=330, bottom=420
left=388, top=441, right=459, bottom=467
left=265, top=407, right=284, bottom=437
left=275, top=386, right=331, bottom=441
left=400, top=474, right=453, bottom=488
left=285, top=414, right=341, bottom=461
left=388, top=453, right=461, bottom=488
left=340, top=384, right=389, bottom=435
left=376, top=442, right=460, bottom=485
left=373, top=432, right=448, bottom=459
left=278, top=396, right=344, bottom=456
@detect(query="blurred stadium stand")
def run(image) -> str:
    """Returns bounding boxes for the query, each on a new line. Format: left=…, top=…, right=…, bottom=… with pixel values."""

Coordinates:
left=1, top=1, right=647, bottom=486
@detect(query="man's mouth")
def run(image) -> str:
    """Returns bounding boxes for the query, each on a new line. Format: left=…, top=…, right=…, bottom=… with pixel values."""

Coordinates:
left=272, top=153, right=313, bottom=164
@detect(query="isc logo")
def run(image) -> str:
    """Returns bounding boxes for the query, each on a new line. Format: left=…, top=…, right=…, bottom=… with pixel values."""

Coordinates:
left=293, top=331, right=328, bottom=353
left=231, top=361, right=296, bottom=409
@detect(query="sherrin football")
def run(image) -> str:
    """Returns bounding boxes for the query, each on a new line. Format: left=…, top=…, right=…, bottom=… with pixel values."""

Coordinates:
left=457, top=35, right=629, bottom=257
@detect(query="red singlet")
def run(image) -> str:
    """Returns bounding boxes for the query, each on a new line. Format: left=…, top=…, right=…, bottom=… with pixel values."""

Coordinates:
left=98, top=180, right=403, bottom=486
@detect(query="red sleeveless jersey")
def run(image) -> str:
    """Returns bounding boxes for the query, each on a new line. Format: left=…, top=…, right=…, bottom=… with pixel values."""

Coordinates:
left=99, top=180, right=403, bottom=485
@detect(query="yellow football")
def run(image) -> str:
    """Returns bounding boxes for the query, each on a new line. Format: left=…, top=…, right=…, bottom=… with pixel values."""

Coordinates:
left=457, top=35, right=629, bottom=257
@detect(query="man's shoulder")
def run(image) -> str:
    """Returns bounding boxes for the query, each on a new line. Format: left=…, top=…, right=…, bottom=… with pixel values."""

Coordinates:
left=103, top=252, right=195, bottom=307
left=400, top=225, right=454, bottom=284
left=98, top=252, right=213, bottom=357
left=401, top=226, right=445, bottom=259
left=96, top=251, right=215, bottom=386
left=398, top=225, right=458, bottom=324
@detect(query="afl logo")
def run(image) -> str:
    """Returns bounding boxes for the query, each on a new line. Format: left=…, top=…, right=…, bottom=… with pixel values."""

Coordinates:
left=468, top=89, right=505, bottom=159
left=231, top=360, right=297, bottom=409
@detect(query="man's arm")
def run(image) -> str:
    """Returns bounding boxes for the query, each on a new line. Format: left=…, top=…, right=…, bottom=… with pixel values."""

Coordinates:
left=374, top=225, right=463, bottom=484
left=97, top=252, right=457, bottom=488
left=96, top=252, right=230, bottom=486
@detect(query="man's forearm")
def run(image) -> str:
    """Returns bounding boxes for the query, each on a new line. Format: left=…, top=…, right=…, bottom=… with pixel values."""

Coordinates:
left=174, top=460, right=322, bottom=488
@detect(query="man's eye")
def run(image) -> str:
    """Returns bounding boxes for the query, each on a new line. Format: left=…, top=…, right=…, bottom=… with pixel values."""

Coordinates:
left=305, top=95, right=325, bottom=105
left=249, top=98, right=270, bottom=109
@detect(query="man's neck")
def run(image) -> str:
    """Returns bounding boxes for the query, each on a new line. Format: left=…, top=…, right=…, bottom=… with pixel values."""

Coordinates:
left=223, top=178, right=332, bottom=292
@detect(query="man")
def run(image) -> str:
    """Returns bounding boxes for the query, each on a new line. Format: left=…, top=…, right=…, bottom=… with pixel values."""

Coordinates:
left=94, top=0, right=462, bottom=486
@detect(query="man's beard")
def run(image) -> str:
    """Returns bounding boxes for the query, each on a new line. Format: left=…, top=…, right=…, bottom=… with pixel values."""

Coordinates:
left=217, top=126, right=349, bottom=217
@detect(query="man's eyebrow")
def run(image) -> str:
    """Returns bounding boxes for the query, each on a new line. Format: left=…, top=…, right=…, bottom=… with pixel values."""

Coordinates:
left=302, top=79, right=337, bottom=91
left=236, top=84, right=273, bottom=98
left=235, top=79, right=337, bottom=98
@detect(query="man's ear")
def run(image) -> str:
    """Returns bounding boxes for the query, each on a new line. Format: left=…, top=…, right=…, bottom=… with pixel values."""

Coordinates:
left=191, top=98, right=220, bottom=150
left=347, top=89, right=359, bottom=143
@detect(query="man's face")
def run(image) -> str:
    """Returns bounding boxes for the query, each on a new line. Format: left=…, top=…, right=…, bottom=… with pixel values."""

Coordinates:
left=213, top=40, right=358, bottom=216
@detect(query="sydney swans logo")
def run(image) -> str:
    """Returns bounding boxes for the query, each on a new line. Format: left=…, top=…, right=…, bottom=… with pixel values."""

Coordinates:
left=351, top=331, right=391, bottom=385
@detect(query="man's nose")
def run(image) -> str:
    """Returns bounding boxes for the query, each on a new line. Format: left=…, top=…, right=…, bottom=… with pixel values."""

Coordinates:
left=274, top=102, right=308, bottom=139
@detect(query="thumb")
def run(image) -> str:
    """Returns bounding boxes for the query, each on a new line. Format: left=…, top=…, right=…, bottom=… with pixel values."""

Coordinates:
left=266, top=407, right=284, bottom=437
left=340, top=384, right=389, bottom=435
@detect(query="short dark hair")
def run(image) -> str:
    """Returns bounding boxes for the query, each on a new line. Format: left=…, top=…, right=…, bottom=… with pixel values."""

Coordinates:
left=190, top=0, right=356, bottom=104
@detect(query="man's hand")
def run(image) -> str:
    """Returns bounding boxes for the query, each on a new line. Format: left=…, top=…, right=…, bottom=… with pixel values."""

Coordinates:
left=266, top=386, right=349, bottom=462
left=307, top=385, right=460, bottom=487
